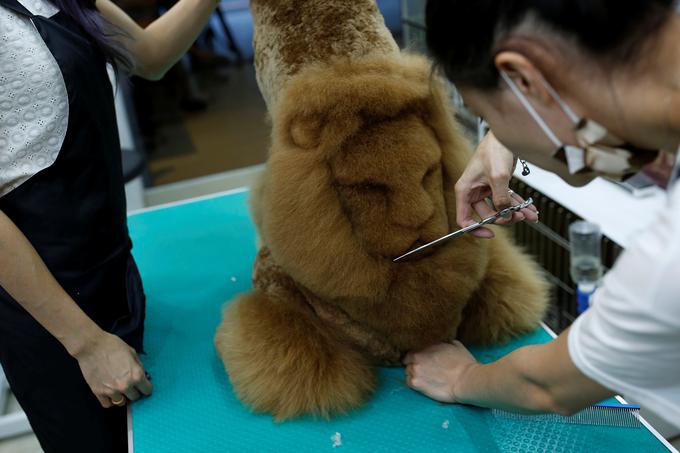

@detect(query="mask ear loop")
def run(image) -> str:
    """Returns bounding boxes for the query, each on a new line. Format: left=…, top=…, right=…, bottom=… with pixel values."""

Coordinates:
left=671, top=151, right=680, bottom=188
left=500, top=71, right=588, bottom=174
left=500, top=71, right=564, bottom=150
left=539, top=75, right=581, bottom=125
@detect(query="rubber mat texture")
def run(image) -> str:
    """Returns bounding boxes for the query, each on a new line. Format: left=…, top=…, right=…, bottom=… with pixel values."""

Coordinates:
left=127, top=191, right=668, bottom=452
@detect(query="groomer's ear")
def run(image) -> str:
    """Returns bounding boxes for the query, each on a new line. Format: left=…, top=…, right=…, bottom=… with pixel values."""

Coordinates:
left=494, top=51, right=552, bottom=106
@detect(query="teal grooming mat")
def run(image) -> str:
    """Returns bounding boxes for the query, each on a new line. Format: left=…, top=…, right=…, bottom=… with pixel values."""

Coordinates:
left=127, top=189, right=672, bottom=453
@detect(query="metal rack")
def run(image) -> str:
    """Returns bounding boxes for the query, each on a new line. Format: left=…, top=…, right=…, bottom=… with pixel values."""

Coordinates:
left=511, top=180, right=623, bottom=332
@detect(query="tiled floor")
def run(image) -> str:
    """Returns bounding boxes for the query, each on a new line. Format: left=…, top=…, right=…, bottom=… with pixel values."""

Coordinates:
left=0, top=396, right=40, bottom=453
left=0, top=434, right=41, bottom=453
left=145, top=64, right=270, bottom=187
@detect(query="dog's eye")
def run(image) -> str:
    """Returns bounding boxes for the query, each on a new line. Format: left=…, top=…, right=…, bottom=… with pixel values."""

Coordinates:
left=335, top=181, right=388, bottom=196
left=353, top=182, right=387, bottom=193
left=422, top=166, right=438, bottom=182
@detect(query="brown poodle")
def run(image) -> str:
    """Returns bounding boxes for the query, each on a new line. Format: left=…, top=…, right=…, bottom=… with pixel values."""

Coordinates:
left=215, top=0, right=549, bottom=421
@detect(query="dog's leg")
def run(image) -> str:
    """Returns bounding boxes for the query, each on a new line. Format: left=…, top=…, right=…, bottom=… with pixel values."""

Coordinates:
left=457, top=231, right=550, bottom=346
left=215, top=289, right=377, bottom=421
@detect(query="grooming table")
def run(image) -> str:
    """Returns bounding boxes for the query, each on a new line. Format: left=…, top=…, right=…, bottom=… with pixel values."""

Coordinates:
left=127, top=189, right=674, bottom=453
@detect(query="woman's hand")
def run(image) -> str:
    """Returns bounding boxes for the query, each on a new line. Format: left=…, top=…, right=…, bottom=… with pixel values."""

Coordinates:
left=456, top=132, right=538, bottom=238
left=72, top=329, right=153, bottom=408
left=403, top=341, right=479, bottom=404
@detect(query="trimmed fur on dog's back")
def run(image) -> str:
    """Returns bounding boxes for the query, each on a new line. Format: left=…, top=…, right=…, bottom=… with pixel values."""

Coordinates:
left=215, top=51, right=549, bottom=421
left=251, top=0, right=399, bottom=110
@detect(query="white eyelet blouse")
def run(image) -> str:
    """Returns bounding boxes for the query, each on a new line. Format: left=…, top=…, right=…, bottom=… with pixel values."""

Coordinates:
left=0, top=0, right=68, bottom=197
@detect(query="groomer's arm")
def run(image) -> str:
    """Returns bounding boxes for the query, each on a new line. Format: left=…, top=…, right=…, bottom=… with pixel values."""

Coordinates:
left=404, top=329, right=613, bottom=415
left=97, top=0, right=218, bottom=80
left=0, top=210, right=151, bottom=407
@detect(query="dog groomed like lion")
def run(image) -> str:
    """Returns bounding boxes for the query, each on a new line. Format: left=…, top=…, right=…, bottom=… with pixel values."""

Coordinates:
left=215, top=0, right=549, bottom=421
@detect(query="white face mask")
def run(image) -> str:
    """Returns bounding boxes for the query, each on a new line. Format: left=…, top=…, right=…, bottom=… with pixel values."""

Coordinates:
left=500, top=71, right=654, bottom=182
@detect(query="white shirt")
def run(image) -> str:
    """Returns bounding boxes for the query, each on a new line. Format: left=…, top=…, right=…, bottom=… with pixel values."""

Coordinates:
left=0, top=0, right=68, bottom=197
left=568, top=155, right=680, bottom=426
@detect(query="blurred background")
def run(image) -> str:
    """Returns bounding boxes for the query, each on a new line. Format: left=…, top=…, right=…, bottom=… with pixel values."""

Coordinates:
left=116, top=0, right=404, bottom=205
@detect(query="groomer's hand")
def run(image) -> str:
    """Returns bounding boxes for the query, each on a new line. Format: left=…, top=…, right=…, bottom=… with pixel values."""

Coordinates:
left=72, top=329, right=153, bottom=408
left=403, top=341, right=478, bottom=404
left=456, top=132, right=538, bottom=238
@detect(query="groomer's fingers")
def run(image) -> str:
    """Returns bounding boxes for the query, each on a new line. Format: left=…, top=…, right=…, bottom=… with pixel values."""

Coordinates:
left=123, top=385, right=141, bottom=402
left=107, top=390, right=127, bottom=407
left=512, top=195, right=538, bottom=213
left=472, top=199, right=497, bottom=219
left=469, top=201, right=496, bottom=238
left=459, top=203, right=494, bottom=238
left=508, top=191, right=538, bottom=223
left=455, top=192, right=478, bottom=228
left=128, top=349, right=153, bottom=397
left=96, top=394, right=112, bottom=409
left=403, top=352, right=415, bottom=365
left=489, top=173, right=513, bottom=212
left=509, top=190, right=538, bottom=213
left=520, top=208, right=539, bottom=223
left=454, top=177, right=492, bottom=229
left=135, top=372, right=153, bottom=396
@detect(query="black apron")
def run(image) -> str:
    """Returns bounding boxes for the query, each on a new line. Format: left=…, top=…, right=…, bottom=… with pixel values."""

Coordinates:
left=0, top=0, right=145, bottom=351
left=0, top=3, right=146, bottom=450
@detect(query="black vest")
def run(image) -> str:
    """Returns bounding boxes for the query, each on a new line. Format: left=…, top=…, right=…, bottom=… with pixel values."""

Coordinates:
left=0, top=0, right=144, bottom=351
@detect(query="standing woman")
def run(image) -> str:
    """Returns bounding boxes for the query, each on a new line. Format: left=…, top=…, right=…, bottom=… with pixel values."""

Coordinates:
left=0, top=0, right=218, bottom=451
left=405, top=0, right=680, bottom=427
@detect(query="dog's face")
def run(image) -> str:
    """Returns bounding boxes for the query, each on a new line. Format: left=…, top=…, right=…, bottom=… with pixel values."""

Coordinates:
left=258, top=56, right=472, bottom=299
left=330, top=114, right=452, bottom=260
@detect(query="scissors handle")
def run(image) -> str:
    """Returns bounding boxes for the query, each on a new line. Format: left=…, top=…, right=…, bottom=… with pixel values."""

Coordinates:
left=393, top=197, right=533, bottom=262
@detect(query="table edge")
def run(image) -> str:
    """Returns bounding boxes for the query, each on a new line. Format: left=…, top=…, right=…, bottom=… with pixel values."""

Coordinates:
left=128, top=187, right=249, bottom=217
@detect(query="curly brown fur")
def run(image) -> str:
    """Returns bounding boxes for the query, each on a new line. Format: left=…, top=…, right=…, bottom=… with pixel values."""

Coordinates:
left=215, top=250, right=376, bottom=420
left=457, top=229, right=550, bottom=345
left=215, top=0, right=549, bottom=421
left=251, top=0, right=399, bottom=109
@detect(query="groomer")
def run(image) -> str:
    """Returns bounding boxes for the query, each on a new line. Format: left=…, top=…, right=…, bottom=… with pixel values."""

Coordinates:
left=0, top=0, right=218, bottom=451
left=405, top=0, right=680, bottom=426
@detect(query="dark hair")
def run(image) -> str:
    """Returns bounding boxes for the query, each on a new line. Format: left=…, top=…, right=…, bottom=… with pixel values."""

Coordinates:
left=49, top=0, right=134, bottom=73
left=425, top=0, right=676, bottom=89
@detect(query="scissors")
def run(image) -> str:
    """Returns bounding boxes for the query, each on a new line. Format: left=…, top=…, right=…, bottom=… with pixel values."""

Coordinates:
left=393, top=197, right=534, bottom=262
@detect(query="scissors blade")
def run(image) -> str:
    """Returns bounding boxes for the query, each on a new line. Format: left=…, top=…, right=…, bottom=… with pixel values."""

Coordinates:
left=392, top=197, right=533, bottom=263
left=393, top=224, right=480, bottom=262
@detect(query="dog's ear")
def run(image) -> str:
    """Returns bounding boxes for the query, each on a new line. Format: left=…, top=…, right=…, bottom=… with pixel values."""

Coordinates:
left=289, top=115, right=325, bottom=150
